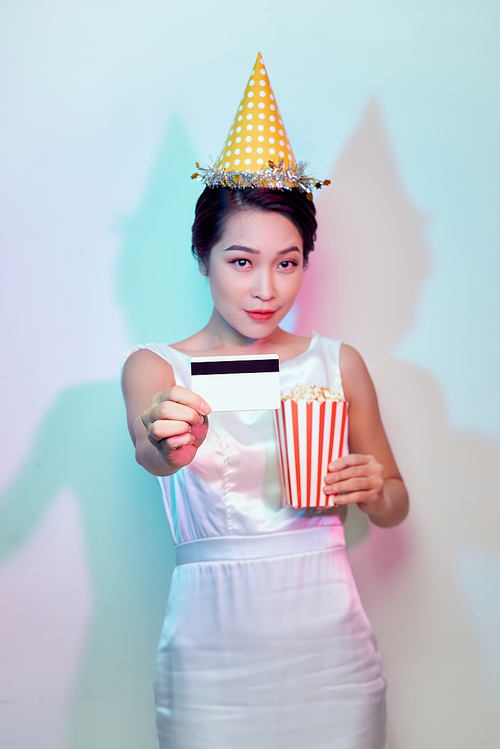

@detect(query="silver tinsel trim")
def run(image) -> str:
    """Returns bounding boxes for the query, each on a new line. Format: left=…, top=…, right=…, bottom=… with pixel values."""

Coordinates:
left=191, top=160, right=330, bottom=195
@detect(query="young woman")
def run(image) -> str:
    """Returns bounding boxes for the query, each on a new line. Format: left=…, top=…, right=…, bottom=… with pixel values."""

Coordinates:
left=122, top=186, right=408, bottom=749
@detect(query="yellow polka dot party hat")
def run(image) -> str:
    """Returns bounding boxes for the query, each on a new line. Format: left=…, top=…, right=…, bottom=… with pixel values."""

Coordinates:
left=192, top=53, right=329, bottom=194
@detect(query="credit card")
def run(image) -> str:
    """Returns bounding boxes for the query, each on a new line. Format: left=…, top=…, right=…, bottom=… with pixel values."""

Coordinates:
left=190, top=354, right=280, bottom=412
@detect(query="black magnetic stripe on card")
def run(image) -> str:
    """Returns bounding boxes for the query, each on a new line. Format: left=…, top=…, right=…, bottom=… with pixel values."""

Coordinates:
left=191, top=359, right=280, bottom=376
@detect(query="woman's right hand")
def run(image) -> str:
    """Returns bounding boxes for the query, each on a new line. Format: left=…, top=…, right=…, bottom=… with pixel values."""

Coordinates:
left=141, top=386, right=211, bottom=471
left=122, top=349, right=211, bottom=477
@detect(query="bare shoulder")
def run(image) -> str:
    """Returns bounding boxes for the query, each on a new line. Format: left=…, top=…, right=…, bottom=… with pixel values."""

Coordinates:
left=339, top=343, right=377, bottom=404
left=121, top=349, right=175, bottom=399
left=339, top=342, right=365, bottom=371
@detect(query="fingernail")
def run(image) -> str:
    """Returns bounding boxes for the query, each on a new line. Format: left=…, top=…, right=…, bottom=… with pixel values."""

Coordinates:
left=197, top=415, right=204, bottom=426
left=200, top=400, right=210, bottom=415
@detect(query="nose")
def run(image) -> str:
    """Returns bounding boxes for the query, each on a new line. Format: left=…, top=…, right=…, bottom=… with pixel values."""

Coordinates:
left=251, top=267, right=276, bottom=302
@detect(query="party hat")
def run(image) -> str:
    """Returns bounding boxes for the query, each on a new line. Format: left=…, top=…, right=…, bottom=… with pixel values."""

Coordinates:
left=192, top=53, right=329, bottom=194
left=214, top=53, right=294, bottom=174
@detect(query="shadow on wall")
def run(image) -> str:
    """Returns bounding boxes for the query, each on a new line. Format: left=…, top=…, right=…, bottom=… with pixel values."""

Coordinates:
left=1, top=103, right=499, bottom=749
left=0, top=117, right=213, bottom=749
left=115, top=116, right=212, bottom=345
left=296, top=100, right=500, bottom=747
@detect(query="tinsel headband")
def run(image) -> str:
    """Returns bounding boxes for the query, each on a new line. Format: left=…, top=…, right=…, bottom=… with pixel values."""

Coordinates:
left=191, top=53, right=329, bottom=196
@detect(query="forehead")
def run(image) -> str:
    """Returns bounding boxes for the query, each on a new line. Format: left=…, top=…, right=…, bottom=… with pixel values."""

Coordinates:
left=218, top=209, right=303, bottom=251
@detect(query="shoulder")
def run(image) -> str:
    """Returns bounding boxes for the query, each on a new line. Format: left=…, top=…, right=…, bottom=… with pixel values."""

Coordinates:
left=121, top=346, right=175, bottom=399
left=339, top=343, right=377, bottom=407
left=339, top=342, right=366, bottom=375
left=123, top=346, right=173, bottom=370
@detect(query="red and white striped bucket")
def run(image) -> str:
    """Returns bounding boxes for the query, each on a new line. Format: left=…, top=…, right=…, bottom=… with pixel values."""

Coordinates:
left=275, top=399, right=348, bottom=508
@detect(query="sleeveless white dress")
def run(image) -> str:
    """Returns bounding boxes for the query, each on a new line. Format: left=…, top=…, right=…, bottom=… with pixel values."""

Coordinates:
left=132, top=334, right=386, bottom=749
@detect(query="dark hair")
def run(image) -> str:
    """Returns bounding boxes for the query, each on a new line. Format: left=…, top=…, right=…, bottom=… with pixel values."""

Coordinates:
left=191, top=187, right=317, bottom=269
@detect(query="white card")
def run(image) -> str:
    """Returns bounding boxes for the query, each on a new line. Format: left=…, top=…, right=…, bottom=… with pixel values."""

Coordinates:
left=190, top=354, right=280, bottom=412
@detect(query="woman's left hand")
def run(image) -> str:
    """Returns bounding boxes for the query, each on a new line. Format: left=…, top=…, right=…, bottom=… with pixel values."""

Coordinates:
left=323, top=453, right=386, bottom=515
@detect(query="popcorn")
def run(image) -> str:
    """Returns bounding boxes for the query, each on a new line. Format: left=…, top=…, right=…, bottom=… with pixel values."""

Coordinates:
left=281, top=384, right=345, bottom=404
left=275, top=385, right=348, bottom=509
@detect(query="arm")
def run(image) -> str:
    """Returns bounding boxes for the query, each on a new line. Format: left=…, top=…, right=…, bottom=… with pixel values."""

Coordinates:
left=121, top=349, right=211, bottom=477
left=323, top=344, right=409, bottom=528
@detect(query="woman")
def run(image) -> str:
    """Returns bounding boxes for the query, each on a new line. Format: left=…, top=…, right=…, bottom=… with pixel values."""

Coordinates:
left=122, top=54, right=408, bottom=749
left=122, top=185, right=408, bottom=749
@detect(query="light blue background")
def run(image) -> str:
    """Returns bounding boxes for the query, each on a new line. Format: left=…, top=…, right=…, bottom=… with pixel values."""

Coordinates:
left=1, top=2, right=499, bottom=747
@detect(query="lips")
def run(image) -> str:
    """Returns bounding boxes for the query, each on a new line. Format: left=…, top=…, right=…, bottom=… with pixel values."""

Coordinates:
left=245, top=309, right=277, bottom=321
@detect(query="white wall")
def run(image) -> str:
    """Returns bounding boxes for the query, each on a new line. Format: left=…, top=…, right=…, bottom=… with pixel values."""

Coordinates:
left=1, top=1, right=499, bottom=747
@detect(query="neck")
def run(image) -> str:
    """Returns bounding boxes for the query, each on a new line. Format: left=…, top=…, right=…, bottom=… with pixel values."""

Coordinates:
left=199, top=308, right=288, bottom=353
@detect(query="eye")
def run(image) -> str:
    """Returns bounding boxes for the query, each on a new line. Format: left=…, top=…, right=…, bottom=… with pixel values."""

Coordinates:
left=278, top=259, right=298, bottom=269
left=230, top=258, right=251, bottom=268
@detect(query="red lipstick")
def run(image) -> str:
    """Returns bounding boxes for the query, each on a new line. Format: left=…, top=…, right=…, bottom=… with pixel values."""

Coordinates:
left=245, top=309, right=277, bottom=321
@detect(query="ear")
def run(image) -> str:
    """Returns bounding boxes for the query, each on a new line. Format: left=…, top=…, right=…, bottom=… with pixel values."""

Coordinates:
left=198, top=260, right=209, bottom=277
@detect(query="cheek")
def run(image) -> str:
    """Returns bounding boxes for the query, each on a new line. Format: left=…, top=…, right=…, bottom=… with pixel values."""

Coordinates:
left=209, top=266, right=245, bottom=302
left=279, top=270, right=303, bottom=300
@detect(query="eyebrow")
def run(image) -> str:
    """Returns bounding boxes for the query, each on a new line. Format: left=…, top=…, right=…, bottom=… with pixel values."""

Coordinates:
left=222, top=244, right=301, bottom=256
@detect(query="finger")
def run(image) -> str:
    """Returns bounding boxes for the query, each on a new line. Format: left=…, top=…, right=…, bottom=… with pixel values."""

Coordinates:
left=323, top=491, right=372, bottom=506
left=157, top=386, right=211, bottom=416
left=165, top=433, right=196, bottom=449
left=324, top=476, right=374, bottom=496
left=150, top=400, right=206, bottom=428
left=191, top=416, right=209, bottom=439
left=324, top=464, right=374, bottom=485
left=328, top=454, right=372, bottom=472
left=148, top=418, right=194, bottom=445
left=160, top=442, right=198, bottom=471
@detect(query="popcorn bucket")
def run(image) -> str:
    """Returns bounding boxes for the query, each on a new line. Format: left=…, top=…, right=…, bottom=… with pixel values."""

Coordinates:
left=275, top=398, right=348, bottom=508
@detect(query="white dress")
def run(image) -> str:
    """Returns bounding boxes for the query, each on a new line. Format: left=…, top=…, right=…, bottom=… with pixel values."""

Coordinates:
left=133, top=334, right=386, bottom=749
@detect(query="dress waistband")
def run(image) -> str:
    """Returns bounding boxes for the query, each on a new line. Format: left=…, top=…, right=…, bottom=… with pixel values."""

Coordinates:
left=174, top=524, right=345, bottom=566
